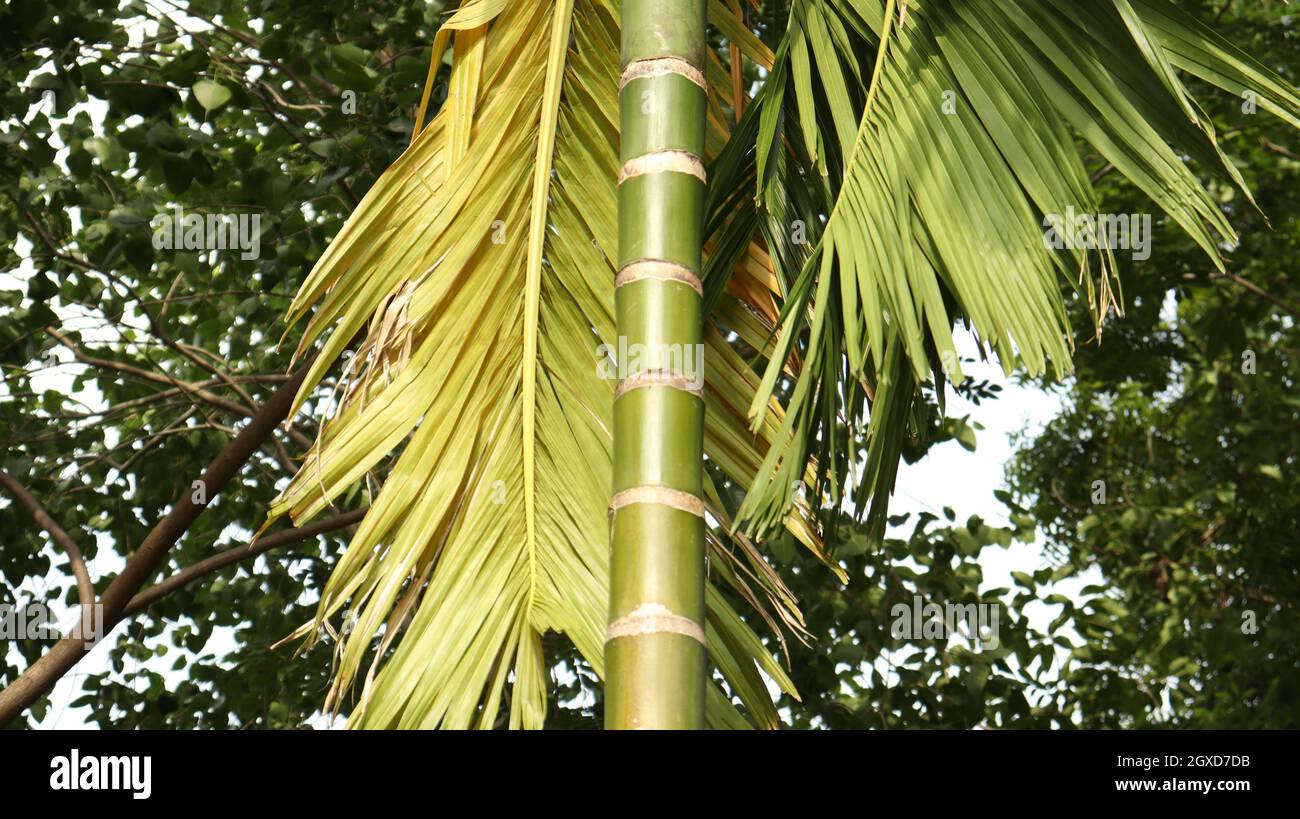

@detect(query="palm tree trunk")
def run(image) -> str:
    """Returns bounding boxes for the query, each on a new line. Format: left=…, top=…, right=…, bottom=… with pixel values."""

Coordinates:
left=606, top=0, right=709, bottom=729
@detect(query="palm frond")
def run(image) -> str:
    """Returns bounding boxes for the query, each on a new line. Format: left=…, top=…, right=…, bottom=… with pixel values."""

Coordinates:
left=268, top=0, right=819, bottom=728
left=729, top=0, right=1300, bottom=542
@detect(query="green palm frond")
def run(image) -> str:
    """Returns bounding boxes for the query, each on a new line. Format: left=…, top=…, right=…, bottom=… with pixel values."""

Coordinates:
left=267, top=0, right=820, bottom=729
left=730, top=0, right=1300, bottom=542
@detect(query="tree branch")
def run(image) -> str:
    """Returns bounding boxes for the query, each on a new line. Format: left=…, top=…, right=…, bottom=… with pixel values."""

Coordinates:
left=0, top=360, right=312, bottom=727
left=122, top=507, right=367, bottom=617
left=44, top=326, right=313, bottom=466
left=1212, top=270, right=1300, bottom=321
left=0, top=470, right=95, bottom=609
left=24, top=210, right=265, bottom=416
left=46, top=327, right=252, bottom=419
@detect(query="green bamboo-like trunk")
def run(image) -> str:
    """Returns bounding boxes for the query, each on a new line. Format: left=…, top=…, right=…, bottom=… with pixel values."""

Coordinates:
left=606, top=0, right=709, bottom=729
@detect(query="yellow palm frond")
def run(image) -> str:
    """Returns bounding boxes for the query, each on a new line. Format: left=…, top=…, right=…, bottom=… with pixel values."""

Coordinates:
left=268, top=0, right=816, bottom=729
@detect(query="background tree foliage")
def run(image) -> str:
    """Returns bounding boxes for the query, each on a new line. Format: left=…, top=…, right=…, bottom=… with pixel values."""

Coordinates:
left=0, top=0, right=1295, bottom=728
left=1, top=0, right=443, bottom=727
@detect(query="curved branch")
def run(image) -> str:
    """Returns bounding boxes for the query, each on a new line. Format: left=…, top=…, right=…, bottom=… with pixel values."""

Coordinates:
left=0, top=360, right=312, bottom=727
left=46, top=327, right=251, bottom=419
left=45, top=326, right=314, bottom=466
left=0, top=470, right=95, bottom=609
left=123, top=507, right=367, bottom=616
left=1212, top=270, right=1300, bottom=321
left=23, top=211, right=261, bottom=414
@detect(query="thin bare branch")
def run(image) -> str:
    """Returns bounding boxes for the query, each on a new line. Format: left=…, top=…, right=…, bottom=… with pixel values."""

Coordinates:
left=0, top=360, right=313, bottom=727
left=123, top=507, right=367, bottom=616
left=0, top=470, right=95, bottom=609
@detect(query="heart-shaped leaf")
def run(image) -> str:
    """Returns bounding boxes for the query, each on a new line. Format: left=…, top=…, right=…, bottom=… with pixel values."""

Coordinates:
left=192, top=79, right=231, bottom=111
